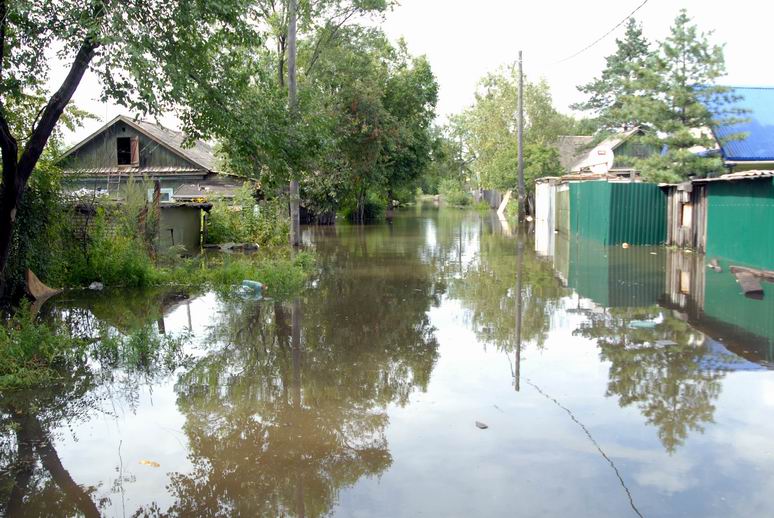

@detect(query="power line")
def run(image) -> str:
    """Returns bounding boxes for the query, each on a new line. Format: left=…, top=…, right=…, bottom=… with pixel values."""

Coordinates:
left=554, top=0, right=650, bottom=65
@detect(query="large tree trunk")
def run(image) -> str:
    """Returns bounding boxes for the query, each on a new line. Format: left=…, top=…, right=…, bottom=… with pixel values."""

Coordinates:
left=0, top=34, right=98, bottom=296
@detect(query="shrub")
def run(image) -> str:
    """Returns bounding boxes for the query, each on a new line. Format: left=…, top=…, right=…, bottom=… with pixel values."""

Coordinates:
left=206, top=186, right=289, bottom=247
left=342, top=191, right=387, bottom=223
left=439, top=178, right=472, bottom=207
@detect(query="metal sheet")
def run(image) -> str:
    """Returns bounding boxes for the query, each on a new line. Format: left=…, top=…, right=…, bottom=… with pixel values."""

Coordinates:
left=705, top=178, right=774, bottom=269
left=569, top=181, right=667, bottom=245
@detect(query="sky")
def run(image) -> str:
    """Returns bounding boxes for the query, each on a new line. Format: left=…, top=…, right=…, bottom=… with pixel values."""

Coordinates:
left=59, top=0, right=774, bottom=145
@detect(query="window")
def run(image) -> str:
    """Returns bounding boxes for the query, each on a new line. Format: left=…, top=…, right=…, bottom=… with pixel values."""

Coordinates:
left=117, top=136, right=139, bottom=166
left=148, top=188, right=174, bottom=202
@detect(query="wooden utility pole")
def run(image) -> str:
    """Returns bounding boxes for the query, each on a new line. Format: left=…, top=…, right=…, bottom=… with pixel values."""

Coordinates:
left=288, top=0, right=301, bottom=247
left=517, top=50, right=526, bottom=222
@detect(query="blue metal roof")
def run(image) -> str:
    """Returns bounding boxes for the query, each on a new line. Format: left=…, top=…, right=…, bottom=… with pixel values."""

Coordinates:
left=710, top=87, right=774, bottom=161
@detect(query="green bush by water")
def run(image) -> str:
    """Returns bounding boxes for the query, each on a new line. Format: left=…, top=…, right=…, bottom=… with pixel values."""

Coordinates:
left=206, top=187, right=289, bottom=248
left=439, top=178, right=472, bottom=207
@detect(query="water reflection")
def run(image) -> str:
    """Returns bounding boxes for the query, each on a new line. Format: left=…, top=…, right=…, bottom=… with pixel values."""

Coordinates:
left=2, top=206, right=774, bottom=516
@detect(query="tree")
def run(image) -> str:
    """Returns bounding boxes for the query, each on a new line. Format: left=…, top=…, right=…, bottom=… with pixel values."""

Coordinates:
left=0, top=0, right=258, bottom=293
left=574, top=18, right=651, bottom=131
left=632, top=10, right=745, bottom=182
left=458, top=70, right=567, bottom=205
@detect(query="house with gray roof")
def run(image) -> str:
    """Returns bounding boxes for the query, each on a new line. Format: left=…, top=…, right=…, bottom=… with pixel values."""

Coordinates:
left=60, top=115, right=249, bottom=202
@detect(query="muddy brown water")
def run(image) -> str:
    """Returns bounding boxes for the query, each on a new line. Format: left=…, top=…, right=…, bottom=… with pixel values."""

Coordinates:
left=2, top=205, right=774, bottom=517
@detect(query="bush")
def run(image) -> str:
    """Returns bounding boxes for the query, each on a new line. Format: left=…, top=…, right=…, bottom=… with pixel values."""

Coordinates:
left=439, top=178, right=472, bottom=207
left=206, top=186, right=289, bottom=247
left=342, top=191, right=387, bottom=223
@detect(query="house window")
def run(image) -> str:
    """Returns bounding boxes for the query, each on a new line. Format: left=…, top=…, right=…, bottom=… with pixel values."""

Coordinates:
left=148, top=188, right=174, bottom=202
left=117, top=137, right=139, bottom=166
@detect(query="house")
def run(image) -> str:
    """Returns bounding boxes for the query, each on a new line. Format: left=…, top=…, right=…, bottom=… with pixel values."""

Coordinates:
left=555, top=135, right=593, bottom=173
left=568, top=127, right=658, bottom=176
left=59, top=115, right=248, bottom=202
left=709, top=86, right=774, bottom=172
left=663, top=170, right=774, bottom=271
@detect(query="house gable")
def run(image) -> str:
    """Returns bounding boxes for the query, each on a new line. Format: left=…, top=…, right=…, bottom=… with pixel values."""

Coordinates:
left=60, top=116, right=214, bottom=177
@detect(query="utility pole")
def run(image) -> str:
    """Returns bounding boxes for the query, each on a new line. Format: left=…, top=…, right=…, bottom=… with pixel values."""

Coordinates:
left=288, top=0, right=300, bottom=247
left=517, top=50, right=525, bottom=222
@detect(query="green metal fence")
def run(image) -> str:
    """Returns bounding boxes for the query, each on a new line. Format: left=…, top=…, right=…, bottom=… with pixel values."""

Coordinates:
left=705, top=178, right=774, bottom=270
left=569, top=181, right=666, bottom=245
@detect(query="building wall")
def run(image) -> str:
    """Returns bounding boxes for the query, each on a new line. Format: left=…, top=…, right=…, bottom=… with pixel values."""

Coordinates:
left=63, top=122, right=198, bottom=171
left=159, top=206, right=203, bottom=253
left=705, top=178, right=774, bottom=269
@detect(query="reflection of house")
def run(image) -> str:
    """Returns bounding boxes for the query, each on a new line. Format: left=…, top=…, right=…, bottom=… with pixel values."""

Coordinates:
left=663, top=250, right=774, bottom=366
left=664, top=171, right=774, bottom=270
left=60, top=115, right=247, bottom=201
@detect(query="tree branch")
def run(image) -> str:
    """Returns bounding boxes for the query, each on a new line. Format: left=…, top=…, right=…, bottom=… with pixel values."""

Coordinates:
left=304, top=7, right=359, bottom=78
left=17, top=36, right=98, bottom=181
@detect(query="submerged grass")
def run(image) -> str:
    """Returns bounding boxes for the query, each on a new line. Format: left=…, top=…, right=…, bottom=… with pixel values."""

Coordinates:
left=0, top=304, right=88, bottom=389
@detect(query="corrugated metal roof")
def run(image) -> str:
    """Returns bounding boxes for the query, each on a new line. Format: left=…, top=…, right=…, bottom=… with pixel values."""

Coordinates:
left=710, top=87, right=774, bottom=161
left=693, top=169, right=774, bottom=183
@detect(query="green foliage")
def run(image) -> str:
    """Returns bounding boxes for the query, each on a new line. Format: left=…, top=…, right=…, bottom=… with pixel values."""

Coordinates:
left=341, top=190, right=387, bottom=223
left=575, top=9, right=747, bottom=182
left=574, top=18, right=652, bottom=131
left=439, top=178, right=471, bottom=207
left=457, top=70, right=569, bottom=194
left=161, top=252, right=314, bottom=299
left=205, top=187, right=289, bottom=247
left=0, top=304, right=87, bottom=389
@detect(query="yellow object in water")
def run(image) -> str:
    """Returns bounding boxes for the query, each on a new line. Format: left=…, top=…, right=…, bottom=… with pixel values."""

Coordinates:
left=139, top=460, right=161, bottom=468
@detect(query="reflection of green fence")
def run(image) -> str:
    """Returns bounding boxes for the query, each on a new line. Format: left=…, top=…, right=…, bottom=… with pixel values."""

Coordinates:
left=568, top=239, right=665, bottom=308
left=703, top=270, right=774, bottom=360
left=705, top=179, right=774, bottom=270
left=556, top=187, right=570, bottom=235
left=569, top=182, right=666, bottom=245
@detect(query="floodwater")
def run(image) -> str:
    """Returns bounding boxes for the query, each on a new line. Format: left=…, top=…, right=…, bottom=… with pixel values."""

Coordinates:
left=3, top=205, right=774, bottom=517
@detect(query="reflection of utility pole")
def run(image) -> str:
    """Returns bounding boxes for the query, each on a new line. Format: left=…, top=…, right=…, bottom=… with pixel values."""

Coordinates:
left=517, top=50, right=526, bottom=222
left=291, top=297, right=305, bottom=518
left=291, top=298, right=302, bottom=406
left=514, top=233, right=524, bottom=391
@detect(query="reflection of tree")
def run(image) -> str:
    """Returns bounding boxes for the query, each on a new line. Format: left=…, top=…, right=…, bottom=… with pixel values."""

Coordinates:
left=450, top=231, right=568, bottom=351
left=576, top=307, right=725, bottom=453
left=0, top=370, right=105, bottom=516
left=153, top=219, right=442, bottom=517
left=0, top=290, right=194, bottom=516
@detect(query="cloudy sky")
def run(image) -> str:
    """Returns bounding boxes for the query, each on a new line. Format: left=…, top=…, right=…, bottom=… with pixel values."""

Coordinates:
left=61, top=0, right=774, bottom=144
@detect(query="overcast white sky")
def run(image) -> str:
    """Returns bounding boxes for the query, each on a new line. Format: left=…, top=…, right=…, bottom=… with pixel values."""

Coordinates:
left=61, top=0, right=774, bottom=145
